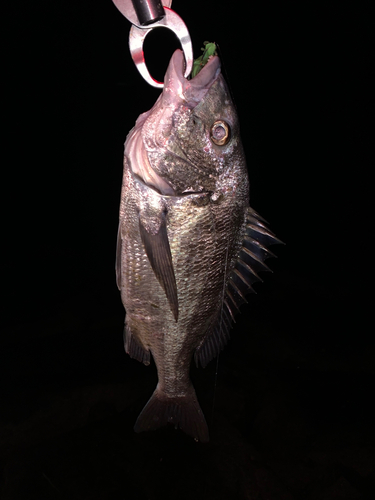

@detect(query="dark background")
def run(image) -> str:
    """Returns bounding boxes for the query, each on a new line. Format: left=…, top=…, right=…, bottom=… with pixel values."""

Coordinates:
left=2, top=1, right=374, bottom=499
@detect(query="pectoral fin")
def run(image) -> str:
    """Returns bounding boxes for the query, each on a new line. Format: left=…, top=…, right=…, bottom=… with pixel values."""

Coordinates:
left=139, top=211, right=178, bottom=322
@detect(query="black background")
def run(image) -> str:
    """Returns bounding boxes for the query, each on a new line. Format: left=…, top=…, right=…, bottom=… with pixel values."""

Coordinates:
left=2, top=1, right=374, bottom=499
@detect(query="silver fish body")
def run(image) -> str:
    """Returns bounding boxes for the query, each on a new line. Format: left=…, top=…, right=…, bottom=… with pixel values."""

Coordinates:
left=116, top=50, right=279, bottom=442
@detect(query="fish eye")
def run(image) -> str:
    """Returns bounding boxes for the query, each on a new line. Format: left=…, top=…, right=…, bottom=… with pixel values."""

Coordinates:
left=210, top=120, right=230, bottom=146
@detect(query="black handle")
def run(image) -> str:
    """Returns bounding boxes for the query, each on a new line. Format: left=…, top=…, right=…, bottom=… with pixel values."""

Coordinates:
left=131, top=0, right=165, bottom=26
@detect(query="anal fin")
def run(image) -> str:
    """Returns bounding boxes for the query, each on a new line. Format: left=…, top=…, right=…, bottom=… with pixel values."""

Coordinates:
left=124, top=323, right=150, bottom=366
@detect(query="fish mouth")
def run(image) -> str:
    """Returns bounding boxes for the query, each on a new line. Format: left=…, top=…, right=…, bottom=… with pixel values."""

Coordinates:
left=163, top=49, right=221, bottom=107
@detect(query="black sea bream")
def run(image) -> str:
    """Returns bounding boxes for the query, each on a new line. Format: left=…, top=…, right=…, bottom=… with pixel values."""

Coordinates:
left=116, top=49, right=280, bottom=442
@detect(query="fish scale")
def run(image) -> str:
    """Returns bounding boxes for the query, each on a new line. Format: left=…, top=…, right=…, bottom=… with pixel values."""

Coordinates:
left=116, top=49, right=281, bottom=442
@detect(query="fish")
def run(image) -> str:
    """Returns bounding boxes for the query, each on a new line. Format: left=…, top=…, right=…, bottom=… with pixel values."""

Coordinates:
left=116, top=49, right=280, bottom=442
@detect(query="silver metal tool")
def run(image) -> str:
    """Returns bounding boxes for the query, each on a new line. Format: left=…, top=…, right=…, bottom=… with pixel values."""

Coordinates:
left=112, top=0, right=193, bottom=88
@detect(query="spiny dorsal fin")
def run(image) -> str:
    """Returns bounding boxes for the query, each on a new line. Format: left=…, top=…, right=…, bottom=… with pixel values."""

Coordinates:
left=195, top=206, right=283, bottom=368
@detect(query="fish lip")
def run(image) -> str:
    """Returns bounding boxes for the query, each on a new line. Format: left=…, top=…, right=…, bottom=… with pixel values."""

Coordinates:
left=187, top=54, right=221, bottom=88
left=164, top=49, right=221, bottom=106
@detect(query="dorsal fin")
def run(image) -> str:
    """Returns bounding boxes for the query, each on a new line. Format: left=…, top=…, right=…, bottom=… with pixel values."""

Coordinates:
left=195, top=207, right=283, bottom=367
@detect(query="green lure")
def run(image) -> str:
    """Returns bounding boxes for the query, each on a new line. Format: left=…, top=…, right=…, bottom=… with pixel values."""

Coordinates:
left=191, top=41, right=218, bottom=78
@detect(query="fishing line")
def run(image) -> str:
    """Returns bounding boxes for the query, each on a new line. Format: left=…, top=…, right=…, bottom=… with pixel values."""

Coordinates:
left=210, top=345, right=220, bottom=426
left=210, top=239, right=230, bottom=427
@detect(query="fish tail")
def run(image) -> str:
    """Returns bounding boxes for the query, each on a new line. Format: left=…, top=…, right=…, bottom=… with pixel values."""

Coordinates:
left=134, top=385, right=209, bottom=443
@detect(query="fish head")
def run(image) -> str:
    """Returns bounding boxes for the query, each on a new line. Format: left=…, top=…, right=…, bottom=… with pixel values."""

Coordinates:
left=128, top=49, right=246, bottom=196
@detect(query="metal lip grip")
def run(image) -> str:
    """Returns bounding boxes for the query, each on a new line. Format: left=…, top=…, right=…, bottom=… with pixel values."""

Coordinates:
left=112, top=0, right=193, bottom=88
left=132, top=0, right=165, bottom=25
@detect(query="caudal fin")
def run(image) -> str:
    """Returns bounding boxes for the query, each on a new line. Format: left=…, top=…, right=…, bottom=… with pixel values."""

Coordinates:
left=134, top=385, right=209, bottom=443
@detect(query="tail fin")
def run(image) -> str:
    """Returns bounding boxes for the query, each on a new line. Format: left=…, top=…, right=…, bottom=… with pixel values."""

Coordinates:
left=134, top=385, right=209, bottom=443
